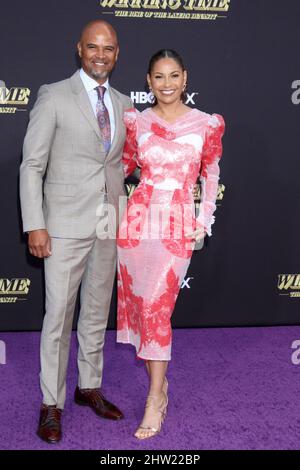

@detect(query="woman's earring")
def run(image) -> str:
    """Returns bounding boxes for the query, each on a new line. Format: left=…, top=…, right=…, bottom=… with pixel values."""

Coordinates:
left=181, top=83, right=187, bottom=103
left=148, top=88, right=155, bottom=104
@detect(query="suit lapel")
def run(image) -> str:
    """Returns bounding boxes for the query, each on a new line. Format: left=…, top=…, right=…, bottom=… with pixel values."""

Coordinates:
left=70, top=71, right=102, bottom=140
left=70, top=72, right=124, bottom=157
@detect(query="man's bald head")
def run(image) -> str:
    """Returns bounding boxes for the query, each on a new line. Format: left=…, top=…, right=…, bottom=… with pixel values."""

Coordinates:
left=77, top=20, right=119, bottom=84
left=79, top=20, right=118, bottom=45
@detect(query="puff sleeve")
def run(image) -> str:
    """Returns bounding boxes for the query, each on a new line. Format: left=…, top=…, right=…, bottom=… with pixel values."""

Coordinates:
left=122, top=108, right=139, bottom=178
left=198, top=113, right=225, bottom=237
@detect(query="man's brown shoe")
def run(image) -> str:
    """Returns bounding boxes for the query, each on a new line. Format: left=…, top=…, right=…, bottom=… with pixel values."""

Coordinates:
left=37, top=404, right=62, bottom=444
left=74, top=386, right=124, bottom=420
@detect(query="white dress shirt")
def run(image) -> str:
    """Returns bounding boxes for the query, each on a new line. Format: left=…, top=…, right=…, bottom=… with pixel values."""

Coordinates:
left=79, top=68, right=115, bottom=143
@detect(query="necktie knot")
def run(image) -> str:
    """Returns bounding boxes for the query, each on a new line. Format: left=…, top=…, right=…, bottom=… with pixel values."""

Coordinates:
left=96, top=85, right=106, bottom=100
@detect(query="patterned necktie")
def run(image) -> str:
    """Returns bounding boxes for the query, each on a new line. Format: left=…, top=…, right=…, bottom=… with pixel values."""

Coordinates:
left=95, top=85, right=111, bottom=154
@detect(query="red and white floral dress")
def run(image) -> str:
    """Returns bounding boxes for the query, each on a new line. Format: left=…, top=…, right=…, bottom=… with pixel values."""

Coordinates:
left=117, top=107, right=225, bottom=360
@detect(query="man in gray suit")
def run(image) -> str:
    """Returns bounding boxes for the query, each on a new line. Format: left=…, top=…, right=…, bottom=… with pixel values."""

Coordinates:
left=20, top=20, right=132, bottom=443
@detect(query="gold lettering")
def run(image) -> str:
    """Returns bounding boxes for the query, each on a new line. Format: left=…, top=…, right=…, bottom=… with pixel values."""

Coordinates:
left=0, top=278, right=31, bottom=295
left=115, top=0, right=129, bottom=6
left=130, top=0, right=142, bottom=6
left=0, top=107, right=17, bottom=113
left=100, top=0, right=231, bottom=13
left=0, top=297, right=18, bottom=303
left=0, top=88, right=7, bottom=101
left=168, top=0, right=181, bottom=9
left=278, top=274, right=300, bottom=290
left=142, top=0, right=163, bottom=9
left=125, top=184, right=137, bottom=198
left=184, top=0, right=230, bottom=11
left=0, top=87, right=30, bottom=105
left=100, top=0, right=125, bottom=7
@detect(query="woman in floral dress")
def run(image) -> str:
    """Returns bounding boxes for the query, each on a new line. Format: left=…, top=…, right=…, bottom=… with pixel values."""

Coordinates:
left=117, top=49, right=225, bottom=439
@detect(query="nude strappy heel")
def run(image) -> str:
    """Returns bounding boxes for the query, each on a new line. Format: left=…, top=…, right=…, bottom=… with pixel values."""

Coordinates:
left=134, top=391, right=168, bottom=440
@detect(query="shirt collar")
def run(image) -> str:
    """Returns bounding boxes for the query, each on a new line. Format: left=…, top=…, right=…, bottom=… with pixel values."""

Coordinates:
left=79, top=68, right=110, bottom=93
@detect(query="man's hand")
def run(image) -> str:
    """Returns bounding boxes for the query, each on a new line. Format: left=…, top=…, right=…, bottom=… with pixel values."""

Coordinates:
left=28, top=229, right=52, bottom=258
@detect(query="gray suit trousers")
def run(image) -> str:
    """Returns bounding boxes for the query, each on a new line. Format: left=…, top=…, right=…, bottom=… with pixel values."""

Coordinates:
left=40, top=235, right=116, bottom=409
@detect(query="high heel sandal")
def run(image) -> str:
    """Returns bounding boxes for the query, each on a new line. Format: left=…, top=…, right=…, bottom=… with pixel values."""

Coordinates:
left=134, top=391, right=168, bottom=440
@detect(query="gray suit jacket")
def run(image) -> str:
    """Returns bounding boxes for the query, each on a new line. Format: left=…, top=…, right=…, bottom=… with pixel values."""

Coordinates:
left=20, top=70, right=132, bottom=238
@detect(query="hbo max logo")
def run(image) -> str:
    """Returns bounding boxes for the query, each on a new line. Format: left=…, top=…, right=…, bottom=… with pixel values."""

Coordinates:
left=181, top=277, right=194, bottom=289
left=0, top=340, right=6, bottom=365
left=131, top=91, right=198, bottom=105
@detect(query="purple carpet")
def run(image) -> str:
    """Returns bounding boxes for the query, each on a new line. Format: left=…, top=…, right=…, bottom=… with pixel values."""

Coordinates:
left=0, top=327, right=300, bottom=450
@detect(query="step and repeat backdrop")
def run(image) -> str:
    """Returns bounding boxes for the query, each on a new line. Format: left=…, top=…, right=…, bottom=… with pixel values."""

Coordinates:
left=0, top=0, right=300, bottom=331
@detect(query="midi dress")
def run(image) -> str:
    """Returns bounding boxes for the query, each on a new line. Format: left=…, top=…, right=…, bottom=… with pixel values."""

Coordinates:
left=116, top=107, right=225, bottom=360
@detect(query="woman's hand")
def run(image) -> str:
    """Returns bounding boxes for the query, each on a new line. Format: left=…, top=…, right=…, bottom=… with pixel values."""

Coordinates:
left=185, top=227, right=206, bottom=242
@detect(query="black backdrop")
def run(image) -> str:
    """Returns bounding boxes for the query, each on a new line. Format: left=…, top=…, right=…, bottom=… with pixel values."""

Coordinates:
left=1, top=0, right=300, bottom=331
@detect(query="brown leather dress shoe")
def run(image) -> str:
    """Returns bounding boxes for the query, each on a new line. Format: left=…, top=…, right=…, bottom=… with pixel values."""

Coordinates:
left=37, top=404, right=62, bottom=443
left=74, top=386, right=124, bottom=420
